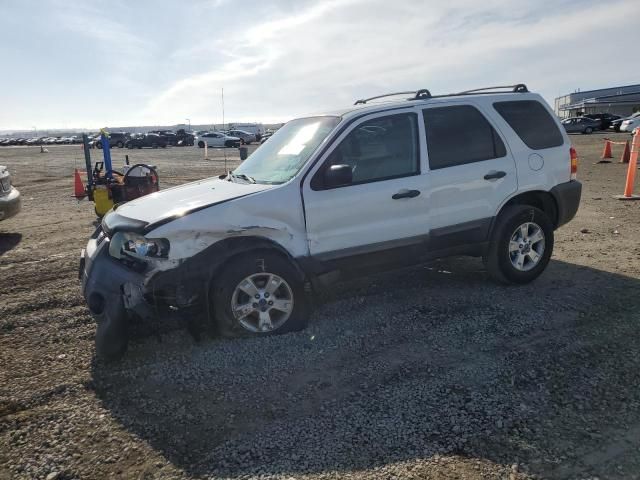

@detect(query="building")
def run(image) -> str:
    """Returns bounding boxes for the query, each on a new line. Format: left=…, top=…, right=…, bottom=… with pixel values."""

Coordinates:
left=554, top=84, right=640, bottom=119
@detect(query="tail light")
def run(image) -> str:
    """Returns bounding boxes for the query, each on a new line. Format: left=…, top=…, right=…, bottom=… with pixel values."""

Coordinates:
left=570, top=146, right=578, bottom=180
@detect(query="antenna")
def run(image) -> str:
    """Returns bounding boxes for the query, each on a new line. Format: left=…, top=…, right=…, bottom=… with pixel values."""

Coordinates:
left=222, top=87, right=227, bottom=174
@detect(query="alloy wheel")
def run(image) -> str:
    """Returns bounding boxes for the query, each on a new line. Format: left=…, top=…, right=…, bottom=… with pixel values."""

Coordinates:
left=230, top=273, right=294, bottom=333
left=508, top=222, right=545, bottom=272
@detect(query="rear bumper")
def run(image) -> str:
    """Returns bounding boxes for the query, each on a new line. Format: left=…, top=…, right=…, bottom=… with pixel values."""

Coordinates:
left=550, top=180, right=582, bottom=228
left=0, top=187, right=21, bottom=221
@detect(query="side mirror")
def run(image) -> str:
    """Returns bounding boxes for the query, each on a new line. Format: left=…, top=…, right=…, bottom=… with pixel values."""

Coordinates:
left=324, top=164, right=352, bottom=188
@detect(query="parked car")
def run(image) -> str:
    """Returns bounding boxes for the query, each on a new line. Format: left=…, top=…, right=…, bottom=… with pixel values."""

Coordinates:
left=0, top=165, right=21, bottom=221
left=583, top=113, right=620, bottom=130
left=195, top=131, right=241, bottom=148
left=609, top=114, right=639, bottom=132
left=149, top=130, right=178, bottom=146
left=0, top=139, right=12, bottom=146
left=80, top=84, right=582, bottom=359
left=620, top=113, right=640, bottom=133
left=226, top=129, right=257, bottom=144
left=175, top=129, right=195, bottom=146
left=95, top=132, right=130, bottom=149
left=125, top=133, right=167, bottom=149
left=561, top=117, right=599, bottom=134
left=228, top=123, right=265, bottom=141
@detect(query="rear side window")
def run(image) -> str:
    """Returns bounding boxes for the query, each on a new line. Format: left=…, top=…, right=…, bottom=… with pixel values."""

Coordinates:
left=423, top=105, right=506, bottom=170
left=493, top=100, right=564, bottom=150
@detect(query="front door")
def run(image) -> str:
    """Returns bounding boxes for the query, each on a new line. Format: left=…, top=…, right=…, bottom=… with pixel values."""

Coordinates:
left=302, top=110, right=431, bottom=259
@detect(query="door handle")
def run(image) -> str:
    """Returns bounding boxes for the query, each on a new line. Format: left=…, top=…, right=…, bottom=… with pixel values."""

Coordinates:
left=484, top=170, right=506, bottom=180
left=392, top=189, right=421, bottom=200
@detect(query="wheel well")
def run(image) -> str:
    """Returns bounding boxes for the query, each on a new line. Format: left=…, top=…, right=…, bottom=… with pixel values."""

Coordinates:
left=501, top=191, right=559, bottom=228
left=205, top=237, right=305, bottom=286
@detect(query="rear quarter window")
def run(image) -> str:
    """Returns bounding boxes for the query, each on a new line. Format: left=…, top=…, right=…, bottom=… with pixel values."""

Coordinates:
left=493, top=100, right=564, bottom=150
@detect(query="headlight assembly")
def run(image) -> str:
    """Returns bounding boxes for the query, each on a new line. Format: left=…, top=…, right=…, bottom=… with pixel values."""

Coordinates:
left=108, top=232, right=170, bottom=260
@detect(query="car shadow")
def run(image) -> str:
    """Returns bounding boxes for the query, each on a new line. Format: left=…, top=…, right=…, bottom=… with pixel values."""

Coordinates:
left=0, top=232, right=22, bottom=256
left=91, top=258, right=640, bottom=479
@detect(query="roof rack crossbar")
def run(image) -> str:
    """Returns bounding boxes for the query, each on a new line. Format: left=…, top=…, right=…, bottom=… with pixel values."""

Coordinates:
left=354, top=91, right=423, bottom=105
left=456, top=84, right=528, bottom=94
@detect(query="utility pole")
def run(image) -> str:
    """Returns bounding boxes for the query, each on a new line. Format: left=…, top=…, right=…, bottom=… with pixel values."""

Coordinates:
left=222, top=88, right=227, bottom=173
left=185, top=118, right=191, bottom=131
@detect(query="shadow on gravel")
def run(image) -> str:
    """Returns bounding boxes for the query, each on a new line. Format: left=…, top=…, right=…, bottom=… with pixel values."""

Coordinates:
left=92, top=258, right=640, bottom=479
left=0, top=232, right=22, bottom=256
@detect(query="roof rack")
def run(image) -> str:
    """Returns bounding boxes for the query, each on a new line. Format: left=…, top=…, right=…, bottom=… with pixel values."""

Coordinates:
left=354, top=90, right=431, bottom=105
left=353, top=84, right=528, bottom=105
left=455, top=84, right=528, bottom=94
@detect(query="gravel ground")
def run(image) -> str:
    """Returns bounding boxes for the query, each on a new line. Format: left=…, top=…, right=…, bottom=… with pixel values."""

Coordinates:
left=1, top=134, right=640, bottom=480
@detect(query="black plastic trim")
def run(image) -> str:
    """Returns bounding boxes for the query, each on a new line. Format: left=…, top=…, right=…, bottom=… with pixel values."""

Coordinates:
left=429, top=217, right=493, bottom=251
left=550, top=180, right=582, bottom=228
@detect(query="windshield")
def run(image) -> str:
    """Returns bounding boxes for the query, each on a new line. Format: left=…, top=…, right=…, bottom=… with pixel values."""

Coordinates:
left=232, top=116, right=340, bottom=184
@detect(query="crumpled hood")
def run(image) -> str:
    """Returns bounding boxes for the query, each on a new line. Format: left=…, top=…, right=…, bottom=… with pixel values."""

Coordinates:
left=111, top=177, right=273, bottom=225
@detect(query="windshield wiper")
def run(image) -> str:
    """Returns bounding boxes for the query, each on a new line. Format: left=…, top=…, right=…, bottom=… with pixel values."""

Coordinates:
left=229, top=172, right=257, bottom=184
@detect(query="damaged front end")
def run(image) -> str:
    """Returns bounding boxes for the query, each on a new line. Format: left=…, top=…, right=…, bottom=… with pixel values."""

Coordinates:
left=80, top=220, right=206, bottom=359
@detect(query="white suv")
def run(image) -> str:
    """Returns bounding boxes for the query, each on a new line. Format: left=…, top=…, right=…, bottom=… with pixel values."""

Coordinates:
left=80, top=84, right=582, bottom=359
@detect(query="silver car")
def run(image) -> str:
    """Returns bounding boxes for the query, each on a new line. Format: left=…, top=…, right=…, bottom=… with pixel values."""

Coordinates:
left=226, top=129, right=257, bottom=144
left=0, top=165, right=21, bottom=221
left=561, top=117, right=599, bottom=134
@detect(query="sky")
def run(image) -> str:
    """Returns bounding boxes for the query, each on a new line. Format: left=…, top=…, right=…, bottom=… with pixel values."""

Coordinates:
left=1, top=0, right=639, bottom=131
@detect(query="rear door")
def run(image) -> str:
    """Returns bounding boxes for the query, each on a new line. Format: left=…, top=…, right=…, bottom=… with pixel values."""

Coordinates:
left=421, top=103, right=517, bottom=248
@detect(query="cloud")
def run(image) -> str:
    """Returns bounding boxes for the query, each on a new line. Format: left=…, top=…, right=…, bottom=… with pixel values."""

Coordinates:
left=140, top=0, right=640, bottom=126
left=52, top=1, right=150, bottom=53
left=2, top=0, right=639, bottom=129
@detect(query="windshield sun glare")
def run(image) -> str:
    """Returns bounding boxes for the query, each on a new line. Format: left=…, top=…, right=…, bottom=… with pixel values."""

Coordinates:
left=233, top=116, right=340, bottom=184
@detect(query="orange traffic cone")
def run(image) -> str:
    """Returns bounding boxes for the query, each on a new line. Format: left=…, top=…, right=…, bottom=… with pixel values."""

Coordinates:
left=620, top=140, right=631, bottom=164
left=601, top=139, right=613, bottom=159
left=615, top=128, right=640, bottom=200
left=73, top=169, right=86, bottom=199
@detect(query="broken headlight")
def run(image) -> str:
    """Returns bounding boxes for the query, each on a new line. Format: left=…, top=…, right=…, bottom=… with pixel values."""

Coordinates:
left=108, top=232, right=170, bottom=260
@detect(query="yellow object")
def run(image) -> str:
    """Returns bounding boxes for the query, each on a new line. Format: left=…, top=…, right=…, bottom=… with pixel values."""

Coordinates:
left=93, top=186, right=114, bottom=217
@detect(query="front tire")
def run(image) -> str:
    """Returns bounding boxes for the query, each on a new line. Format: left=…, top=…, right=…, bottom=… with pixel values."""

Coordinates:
left=212, top=251, right=309, bottom=338
left=584, top=127, right=593, bottom=134
left=485, top=205, right=554, bottom=285
left=198, top=141, right=205, bottom=148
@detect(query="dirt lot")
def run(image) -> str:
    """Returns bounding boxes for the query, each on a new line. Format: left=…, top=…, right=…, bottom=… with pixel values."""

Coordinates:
left=1, top=135, right=640, bottom=480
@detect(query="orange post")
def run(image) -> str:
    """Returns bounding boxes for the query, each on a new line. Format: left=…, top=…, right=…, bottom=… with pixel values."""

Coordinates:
left=73, top=169, right=86, bottom=199
left=620, top=140, right=631, bottom=164
left=601, top=139, right=613, bottom=159
left=616, top=128, right=640, bottom=200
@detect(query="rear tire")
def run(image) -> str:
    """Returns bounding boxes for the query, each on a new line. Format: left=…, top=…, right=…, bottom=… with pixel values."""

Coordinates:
left=212, top=251, right=310, bottom=338
left=584, top=127, right=593, bottom=134
left=485, top=205, right=554, bottom=285
left=116, top=141, right=124, bottom=148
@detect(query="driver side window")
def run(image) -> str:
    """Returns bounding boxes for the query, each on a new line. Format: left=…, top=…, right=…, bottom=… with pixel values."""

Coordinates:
left=323, top=113, right=419, bottom=186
